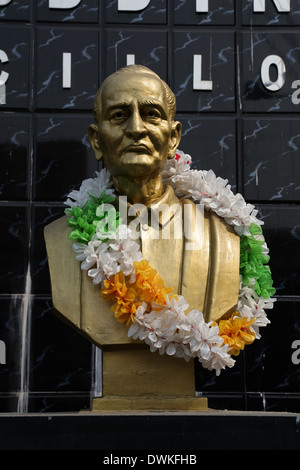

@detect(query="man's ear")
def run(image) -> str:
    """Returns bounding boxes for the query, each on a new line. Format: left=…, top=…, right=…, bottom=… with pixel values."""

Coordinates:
left=88, top=123, right=103, bottom=161
left=168, top=121, right=182, bottom=159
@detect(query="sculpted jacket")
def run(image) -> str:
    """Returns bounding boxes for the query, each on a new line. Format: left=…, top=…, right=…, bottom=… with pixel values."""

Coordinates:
left=44, top=185, right=240, bottom=350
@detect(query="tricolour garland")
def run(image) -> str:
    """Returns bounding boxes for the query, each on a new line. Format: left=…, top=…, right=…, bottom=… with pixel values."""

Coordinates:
left=64, top=151, right=276, bottom=375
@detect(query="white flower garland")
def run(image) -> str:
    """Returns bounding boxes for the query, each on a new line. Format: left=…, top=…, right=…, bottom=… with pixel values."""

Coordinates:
left=65, top=151, right=276, bottom=375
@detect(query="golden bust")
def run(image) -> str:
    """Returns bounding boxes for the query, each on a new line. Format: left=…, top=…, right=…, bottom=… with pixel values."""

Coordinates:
left=44, top=65, right=240, bottom=411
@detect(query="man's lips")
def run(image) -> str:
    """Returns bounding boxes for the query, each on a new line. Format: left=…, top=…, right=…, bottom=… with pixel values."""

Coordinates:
left=123, top=144, right=151, bottom=154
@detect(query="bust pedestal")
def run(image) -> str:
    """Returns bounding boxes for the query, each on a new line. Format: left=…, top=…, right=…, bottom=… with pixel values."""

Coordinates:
left=92, top=349, right=207, bottom=411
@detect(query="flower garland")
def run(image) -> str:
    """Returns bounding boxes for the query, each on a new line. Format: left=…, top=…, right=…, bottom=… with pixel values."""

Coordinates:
left=64, top=151, right=276, bottom=375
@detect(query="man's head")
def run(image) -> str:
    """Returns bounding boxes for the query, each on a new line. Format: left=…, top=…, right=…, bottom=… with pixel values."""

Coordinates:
left=88, top=65, right=182, bottom=181
left=93, top=65, right=177, bottom=124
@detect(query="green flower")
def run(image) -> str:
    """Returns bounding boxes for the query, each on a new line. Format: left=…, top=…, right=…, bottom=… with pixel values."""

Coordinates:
left=65, top=191, right=120, bottom=244
left=240, top=223, right=276, bottom=299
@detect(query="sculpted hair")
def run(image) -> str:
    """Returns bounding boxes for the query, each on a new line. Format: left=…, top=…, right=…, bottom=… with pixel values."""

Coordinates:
left=93, top=65, right=177, bottom=123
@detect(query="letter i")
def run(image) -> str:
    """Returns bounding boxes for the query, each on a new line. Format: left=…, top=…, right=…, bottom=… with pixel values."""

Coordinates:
left=62, top=52, right=72, bottom=89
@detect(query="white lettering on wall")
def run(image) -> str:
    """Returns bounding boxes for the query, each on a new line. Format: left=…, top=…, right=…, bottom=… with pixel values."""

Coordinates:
left=0, top=49, right=9, bottom=85
left=0, top=50, right=8, bottom=105
left=126, top=54, right=135, bottom=65
left=0, top=84, right=5, bottom=105
left=291, top=80, right=300, bottom=105
left=118, top=0, right=151, bottom=11
left=253, top=0, right=290, bottom=12
left=196, top=0, right=209, bottom=12
left=0, top=341, right=6, bottom=365
left=62, top=52, right=71, bottom=88
left=261, top=55, right=286, bottom=91
left=49, top=0, right=81, bottom=9
left=0, top=0, right=12, bottom=6
left=193, top=54, right=213, bottom=91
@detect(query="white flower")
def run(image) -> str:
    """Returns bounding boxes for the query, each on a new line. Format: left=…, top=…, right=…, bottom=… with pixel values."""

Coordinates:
left=107, top=224, right=143, bottom=277
left=200, top=344, right=235, bottom=375
left=74, top=239, right=119, bottom=285
left=174, top=308, right=231, bottom=371
left=236, top=277, right=275, bottom=341
left=162, top=149, right=192, bottom=185
left=128, top=296, right=233, bottom=368
left=64, top=169, right=114, bottom=208
left=88, top=253, right=119, bottom=285
left=152, top=295, right=189, bottom=321
left=128, top=302, right=153, bottom=342
left=72, top=242, right=88, bottom=261
left=79, top=239, right=104, bottom=270
left=128, top=297, right=188, bottom=358
left=163, top=157, right=263, bottom=233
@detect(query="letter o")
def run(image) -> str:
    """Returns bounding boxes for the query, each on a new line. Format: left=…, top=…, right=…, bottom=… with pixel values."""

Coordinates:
left=261, top=55, right=286, bottom=91
left=0, top=50, right=9, bottom=86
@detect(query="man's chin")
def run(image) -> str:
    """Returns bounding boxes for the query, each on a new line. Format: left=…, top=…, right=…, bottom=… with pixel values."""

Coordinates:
left=119, top=153, right=159, bottom=176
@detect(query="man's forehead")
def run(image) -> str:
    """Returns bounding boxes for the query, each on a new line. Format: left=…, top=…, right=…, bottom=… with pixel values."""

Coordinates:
left=101, top=72, right=166, bottom=103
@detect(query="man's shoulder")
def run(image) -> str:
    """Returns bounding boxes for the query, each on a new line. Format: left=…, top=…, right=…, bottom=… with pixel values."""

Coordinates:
left=44, top=215, right=72, bottom=248
left=180, top=196, right=238, bottom=235
left=44, top=214, right=76, bottom=282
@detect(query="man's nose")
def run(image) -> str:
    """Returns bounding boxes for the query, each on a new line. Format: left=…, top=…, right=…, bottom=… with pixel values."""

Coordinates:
left=125, top=110, right=147, bottom=139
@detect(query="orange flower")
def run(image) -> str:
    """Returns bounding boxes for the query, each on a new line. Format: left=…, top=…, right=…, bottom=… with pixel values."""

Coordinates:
left=100, top=272, right=141, bottom=326
left=133, top=260, right=173, bottom=307
left=99, top=261, right=175, bottom=326
left=100, top=272, right=127, bottom=302
left=113, top=286, right=141, bottom=326
left=218, top=312, right=256, bottom=356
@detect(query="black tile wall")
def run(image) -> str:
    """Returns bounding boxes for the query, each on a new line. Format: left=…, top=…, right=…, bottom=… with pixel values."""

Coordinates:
left=105, top=29, right=168, bottom=78
left=179, top=116, right=237, bottom=187
left=36, top=0, right=99, bottom=23
left=35, top=27, right=99, bottom=110
left=0, top=1, right=299, bottom=413
left=0, top=115, right=30, bottom=200
left=105, top=0, right=167, bottom=24
left=242, top=119, right=300, bottom=202
left=241, top=32, right=300, bottom=113
left=33, top=114, right=97, bottom=201
left=172, top=31, right=236, bottom=112
left=173, top=0, right=235, bottom=25
left=0, top=25, right=31, bottom=109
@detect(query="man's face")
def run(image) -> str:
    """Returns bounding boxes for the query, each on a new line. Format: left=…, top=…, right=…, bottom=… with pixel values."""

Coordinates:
left=94, top=72, right=180, bottom=179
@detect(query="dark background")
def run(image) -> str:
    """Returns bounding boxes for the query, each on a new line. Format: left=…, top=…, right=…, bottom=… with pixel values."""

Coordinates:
left=0, top=0, right=299, bottom=413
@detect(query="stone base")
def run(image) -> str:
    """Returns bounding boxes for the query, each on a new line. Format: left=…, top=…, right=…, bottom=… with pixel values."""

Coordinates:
left=1, top=412, right=300, bottom=450
left=92, top=396, right=208, bottom=412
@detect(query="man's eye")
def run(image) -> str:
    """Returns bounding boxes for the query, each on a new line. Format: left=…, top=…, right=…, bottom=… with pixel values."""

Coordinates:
left=145, top=109, right=160, bottom=119
left=111, top=111, right=126, bottom=120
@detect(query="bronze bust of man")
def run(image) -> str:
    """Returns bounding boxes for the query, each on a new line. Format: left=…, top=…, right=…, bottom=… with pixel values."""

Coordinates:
left=44, top=65, right=240, bottom=411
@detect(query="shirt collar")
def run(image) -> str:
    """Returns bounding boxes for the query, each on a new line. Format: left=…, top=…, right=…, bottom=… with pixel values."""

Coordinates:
left=149, top=185, right=181, bottom=226
left=115, top=185, right=181, bottom=227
